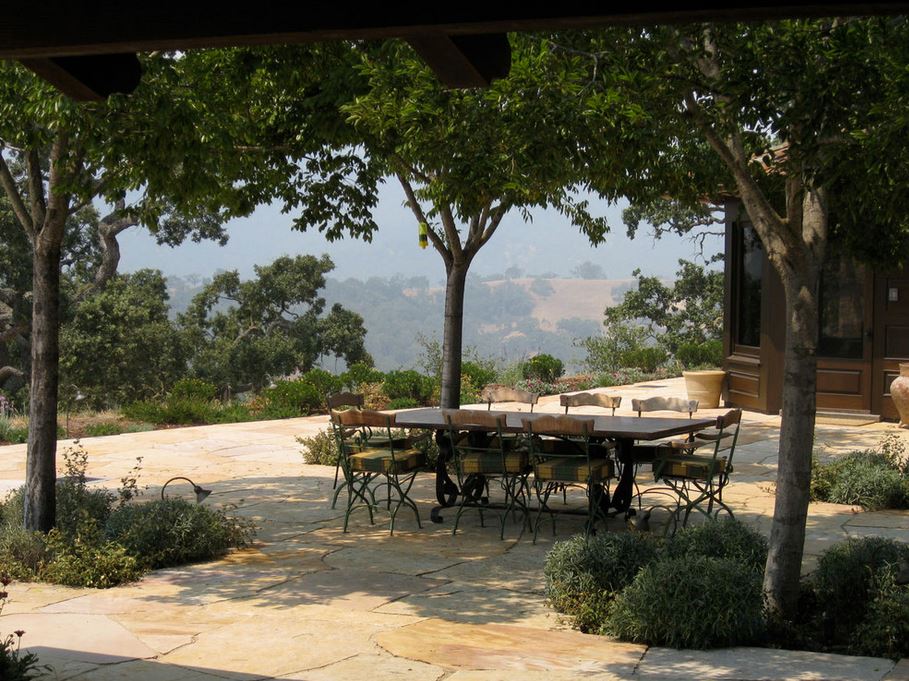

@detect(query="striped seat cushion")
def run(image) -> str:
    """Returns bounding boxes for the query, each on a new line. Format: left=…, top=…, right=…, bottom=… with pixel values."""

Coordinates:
left=655, top=454, right=727, bottom=480
left=348, top=448, right=426, bottom=474
left=534, top=457, right=614, bottom=483
left=459, top=450, right=529, bottom=474
left=632, top=439, right=694, bottom=463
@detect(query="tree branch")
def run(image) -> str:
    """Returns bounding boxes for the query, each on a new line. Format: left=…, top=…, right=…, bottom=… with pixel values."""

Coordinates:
left=41, top=129, right=72, bottom=248
left=26, top=148, right=47, bottom=228
left=0, top=150, right=35, bottom=238
left=395, top=172, right=450, bottom=267
left=438, top=203, right=465, bottom=264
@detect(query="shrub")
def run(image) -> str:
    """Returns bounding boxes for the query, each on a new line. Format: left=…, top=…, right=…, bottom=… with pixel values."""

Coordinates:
left=261, top=379, right=322, bottom=417
left=811, top=447, right=909, bottom=510
left=298, top=429, right=338, bottom=466
left=341, top=362, right=384, bottom=389
left=387, top=397, right=419, bottom=410
left=382, top=370, right=434, bottom=404
left=849, top=563, right=909, bottom=660
left=0, top=528, right=49, bottom=581
left=105, top=498, right=254, bottom=569
left=523, top=354, right=564, bottom=383
left=123, top=397, right=216, bottom=425
left=675, top=340, right=724, bottom=369
left=544, top=533, right=659, bottom=632
left=619, top=347, right=667, bottom=373
left=812, top=537, right=909, bottom=648
left=169, top=378, right=218, bottom=402
left=461, top=360, right=497, bottom=391
left=84, top=422, right=125, bottom=437
left=666, top=519, right=768, bottom=573
left=41, top=526, right=143, bottom=588
left=605, top=555, right=765, bottom=648
left=210, top=404, right=255, bottom=424
left=496, top=361, right=527, bottom=388
left=359, top=381, right=389, bottom=410
left=515, top=377, right=558, bottom=396
left=300, top=368, right=343, bottom=401
left=0, top=417, right=28, bottom=445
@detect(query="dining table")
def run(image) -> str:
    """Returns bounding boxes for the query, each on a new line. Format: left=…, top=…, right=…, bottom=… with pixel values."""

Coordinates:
left=394, top=407, right=717, bottom=522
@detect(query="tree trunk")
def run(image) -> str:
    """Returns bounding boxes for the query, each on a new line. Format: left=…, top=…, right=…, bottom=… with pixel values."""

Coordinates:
left=24, top=238, right=62, bottom=532
left=762, top=261, right=822, bottom=618
left=440, top=263, right=468, bottom=409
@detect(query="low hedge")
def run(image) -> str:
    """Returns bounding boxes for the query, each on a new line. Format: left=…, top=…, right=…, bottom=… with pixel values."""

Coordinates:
left=605, top=554, right=765, bottom=648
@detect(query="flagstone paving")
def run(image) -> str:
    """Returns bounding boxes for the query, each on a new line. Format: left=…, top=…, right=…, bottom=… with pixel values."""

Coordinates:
left=0, top=377, right=906, bottom=680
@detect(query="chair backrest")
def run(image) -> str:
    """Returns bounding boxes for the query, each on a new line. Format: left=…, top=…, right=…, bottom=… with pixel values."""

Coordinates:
left=481, top=384, right=539, bottom=412
left=561, top=392, right=621, bottom=415
left=446, top=409, right=506, bottom=430
left=704, top=408, right=743, bottom=466
left=521, top=414, right=593, bottom=438
left=327, top=392, right=364, bottom=411
left=336, top=408, right=394, bottom=429
left=631, top=396, right=698, bottom=417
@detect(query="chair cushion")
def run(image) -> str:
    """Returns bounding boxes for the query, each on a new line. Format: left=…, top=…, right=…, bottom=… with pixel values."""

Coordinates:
left=349, top=448, right=426, bottom=474
left=654, top=454, right=727, bottom=480
left=632, top=439, right=693, bottom=463
left=459, top=450, right=529, bottom=474
left=534, top=457, right=614, bottom=483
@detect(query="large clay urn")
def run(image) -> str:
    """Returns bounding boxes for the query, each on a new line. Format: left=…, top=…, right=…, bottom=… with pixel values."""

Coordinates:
left=683, top=369, right=726, bottom=409
left=892, top=363, right=909, bottom=428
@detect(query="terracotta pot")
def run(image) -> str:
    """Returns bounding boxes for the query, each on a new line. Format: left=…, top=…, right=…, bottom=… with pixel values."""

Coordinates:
left=891, top=363, right=909, bottom=429
left=683, top=370, right=726, bottom=409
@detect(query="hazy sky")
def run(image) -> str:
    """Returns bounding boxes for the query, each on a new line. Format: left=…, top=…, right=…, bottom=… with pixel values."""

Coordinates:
left=118, top=181, right=723, bottom=283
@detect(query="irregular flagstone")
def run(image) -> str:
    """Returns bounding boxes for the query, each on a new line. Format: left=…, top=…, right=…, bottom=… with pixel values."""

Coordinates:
left=376, top=618, right=644, bottom=674
left=276, top=652, right=444, bottom=681
left=446, top=671, right=629, bottom=681
left=845, top=510, right=909, bottom=529
left=64, top=659, right=235, bottom=681
left=16, top=613, right=157, bottom=667
left=323, top=544, right=466, bottom=576
left=425, top=542, right=551, bottom=593
left=636, top=646, right=896, bottom=681
left=375, top=582, right=558, bottom=628
left=160, top=606, right=417, bottom=677
left=126, top=546, right=331, bottom=606
left=240, top=566, right=446, bottom=611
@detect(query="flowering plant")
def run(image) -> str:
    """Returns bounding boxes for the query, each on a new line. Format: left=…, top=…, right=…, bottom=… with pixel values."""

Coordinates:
left=0, top=573, right=44, bottom=679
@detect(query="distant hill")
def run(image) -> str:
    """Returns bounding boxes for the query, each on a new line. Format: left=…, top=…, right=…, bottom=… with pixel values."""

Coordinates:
left=166, top=273, right=637, bottom=372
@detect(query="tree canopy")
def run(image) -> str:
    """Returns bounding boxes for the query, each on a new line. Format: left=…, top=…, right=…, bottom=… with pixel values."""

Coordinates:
left=180, top=255, right=371, bottom=392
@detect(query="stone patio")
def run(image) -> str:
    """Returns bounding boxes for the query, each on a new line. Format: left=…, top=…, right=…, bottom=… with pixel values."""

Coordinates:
left=0, top=377, right=907, bottom=680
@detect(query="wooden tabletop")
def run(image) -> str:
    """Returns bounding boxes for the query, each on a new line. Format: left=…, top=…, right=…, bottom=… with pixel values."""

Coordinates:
left=394, top=408, right=716, bottom=441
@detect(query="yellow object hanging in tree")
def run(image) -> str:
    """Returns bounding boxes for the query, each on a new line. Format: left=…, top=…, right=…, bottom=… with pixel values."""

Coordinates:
left=418, top=222, right=428, bottom=249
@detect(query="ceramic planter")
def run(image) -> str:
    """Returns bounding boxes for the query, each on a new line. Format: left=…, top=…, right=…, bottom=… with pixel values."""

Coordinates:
left=891, top=363, right=909, bottom=428
left=683, top=370, right=726, bottom=409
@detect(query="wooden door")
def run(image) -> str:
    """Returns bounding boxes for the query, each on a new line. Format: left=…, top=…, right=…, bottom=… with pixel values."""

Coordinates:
left=872, top=274, right=909, bottom=419
left=815, top=258, right=874, bottom=412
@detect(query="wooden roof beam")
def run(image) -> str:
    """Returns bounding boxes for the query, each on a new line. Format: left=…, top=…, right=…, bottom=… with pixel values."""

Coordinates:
left=406, top=33, right=511, bottom=88
left=19, top=53, right=142, bottom=102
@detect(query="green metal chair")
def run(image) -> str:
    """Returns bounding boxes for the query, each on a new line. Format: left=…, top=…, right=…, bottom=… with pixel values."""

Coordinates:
left=332, top=409, right=426, bottom=534
left=444, top=409, right=531, bottom=539
left=327, top=392, right=407, bottom=509
left=652, top=408, right=742, bottom=528
left=522, top=415, right=615, bottom=542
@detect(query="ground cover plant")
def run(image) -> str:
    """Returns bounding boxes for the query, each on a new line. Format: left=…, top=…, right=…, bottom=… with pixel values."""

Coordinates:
left=0, top=443, right=254, bottom=587
left=811, top=433, right=909, bottom=510
left=544, top=519, right=909, bottom=659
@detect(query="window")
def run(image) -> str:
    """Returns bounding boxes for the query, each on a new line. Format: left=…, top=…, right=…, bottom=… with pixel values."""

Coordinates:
left=736, top=224, right=763, bottom=347
left=818, top=254, right=865, bottom=359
